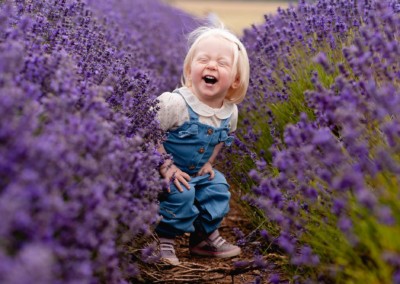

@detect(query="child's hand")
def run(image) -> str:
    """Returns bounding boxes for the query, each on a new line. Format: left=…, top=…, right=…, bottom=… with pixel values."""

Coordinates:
left=160, top=162, right=191, bottom=193
left=197, top=161, right=215, bottom=180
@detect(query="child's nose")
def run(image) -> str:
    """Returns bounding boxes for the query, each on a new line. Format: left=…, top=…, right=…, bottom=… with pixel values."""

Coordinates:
left=206, top=62, right=217, bottom=70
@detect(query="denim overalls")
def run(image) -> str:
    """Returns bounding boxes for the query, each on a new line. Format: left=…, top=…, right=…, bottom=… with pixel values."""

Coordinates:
left=156, top=91, right=234, bottom=238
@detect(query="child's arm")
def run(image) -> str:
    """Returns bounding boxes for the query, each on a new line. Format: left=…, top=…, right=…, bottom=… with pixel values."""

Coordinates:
left=158, top=144, right=191, bottom=193
left=197, top=142, right=224, bottom=180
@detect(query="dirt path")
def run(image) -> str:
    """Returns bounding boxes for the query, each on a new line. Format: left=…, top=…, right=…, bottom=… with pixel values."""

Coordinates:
left=139, top=194, right=280, bottom=283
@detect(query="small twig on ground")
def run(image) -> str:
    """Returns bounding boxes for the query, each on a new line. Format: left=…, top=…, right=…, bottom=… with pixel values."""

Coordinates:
left=139, top=253, right=286, bottom=283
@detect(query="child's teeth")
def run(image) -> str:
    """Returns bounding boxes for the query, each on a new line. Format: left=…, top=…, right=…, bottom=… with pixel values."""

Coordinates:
left=204, top=76, right=217, bottom=84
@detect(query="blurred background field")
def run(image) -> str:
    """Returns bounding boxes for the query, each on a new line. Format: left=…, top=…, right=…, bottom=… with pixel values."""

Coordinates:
left=164, top=0, right=291, bottom=34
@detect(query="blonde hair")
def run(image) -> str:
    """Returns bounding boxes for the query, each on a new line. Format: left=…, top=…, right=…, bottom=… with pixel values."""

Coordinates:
left=182, top=24, right=250, bottom=104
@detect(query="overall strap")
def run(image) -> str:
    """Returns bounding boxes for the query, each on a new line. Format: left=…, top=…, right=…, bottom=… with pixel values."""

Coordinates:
left=219, top=116, right=234, bottom=146
left=172, top=89, right=199, bottom=122
left=220, top=116, right=231, bottom=129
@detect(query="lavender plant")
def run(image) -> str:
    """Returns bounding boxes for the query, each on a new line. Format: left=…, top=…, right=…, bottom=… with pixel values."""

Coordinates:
left=0, top=0, right=198, bottom=282
left=232, top=0, right=400, bottom=282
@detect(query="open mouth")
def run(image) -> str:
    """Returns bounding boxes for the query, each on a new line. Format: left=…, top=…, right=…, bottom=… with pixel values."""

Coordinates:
left=203, top=75, right=218, bottom=85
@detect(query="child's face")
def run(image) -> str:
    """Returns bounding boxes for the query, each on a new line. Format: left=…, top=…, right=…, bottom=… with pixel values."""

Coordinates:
left=188, top=35, right=239, bottom=107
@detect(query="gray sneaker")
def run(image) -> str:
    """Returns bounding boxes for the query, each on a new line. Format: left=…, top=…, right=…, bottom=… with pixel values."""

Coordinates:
left=189, top=230, right=241, bottom=258
left=159, top=237, right=180, bottom=265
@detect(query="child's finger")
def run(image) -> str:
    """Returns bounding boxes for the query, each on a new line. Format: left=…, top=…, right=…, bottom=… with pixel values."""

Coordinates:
left=173, top=173, right=190, bottom=191
left=174, top=179, right=184, bottom=192
left=209, top=170, right=215, bottom=180
left=181, top=172, right=191, bottom=181
left=181, top=179, right=190, bottom=190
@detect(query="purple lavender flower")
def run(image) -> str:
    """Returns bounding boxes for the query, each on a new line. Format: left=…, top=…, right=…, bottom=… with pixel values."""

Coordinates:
left=291, top=245, right=320, bottom=267
left=394, top=270, right=400, bottom=284
left=313, top=52, right=333, bottom=74
left=332, top=198, right=346, bottom=216
left=0, top=0, right=200, bottom=282
left=338, top=217, right=353, bottom=232
left=277, top=233, right=295, bottom=255
left=232, top=1, right=400, bottom=282
left=268, top=274, right=281, bottom=284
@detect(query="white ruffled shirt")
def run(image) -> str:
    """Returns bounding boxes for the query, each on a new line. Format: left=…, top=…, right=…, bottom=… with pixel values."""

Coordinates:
left=156, top=86, right=238, bottom=132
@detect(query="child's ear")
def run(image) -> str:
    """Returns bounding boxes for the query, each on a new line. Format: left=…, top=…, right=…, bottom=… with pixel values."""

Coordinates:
left=185, top=68, right=192, bottom=87
left=231, top=76, right=240, bottom=89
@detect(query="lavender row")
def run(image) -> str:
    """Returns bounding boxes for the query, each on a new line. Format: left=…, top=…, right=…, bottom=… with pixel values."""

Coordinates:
left=0, top=0, right=198, bottom=283
left=232, top=0, right=400, bottom=282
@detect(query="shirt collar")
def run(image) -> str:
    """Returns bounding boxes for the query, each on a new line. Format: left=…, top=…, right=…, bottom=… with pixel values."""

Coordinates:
left=177, top=86, right=235, bottom=119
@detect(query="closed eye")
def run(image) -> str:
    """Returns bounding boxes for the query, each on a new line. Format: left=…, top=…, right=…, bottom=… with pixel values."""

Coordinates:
left=197, top=57, right=209, bottom=64
left=218, top=59, right=231, bottom=67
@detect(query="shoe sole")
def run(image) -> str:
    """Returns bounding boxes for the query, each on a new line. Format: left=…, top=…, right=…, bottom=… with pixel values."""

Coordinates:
left=190, top=247, right=241, bottom=258
left=160, top=257, right=180, bottom=266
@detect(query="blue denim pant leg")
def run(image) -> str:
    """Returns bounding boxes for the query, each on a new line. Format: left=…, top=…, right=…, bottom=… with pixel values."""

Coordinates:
left=193, top=170, right=231, bottom=235
left=155, top=170, right=230, bottom=238
left=156, top=182, right=199, bottom=238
